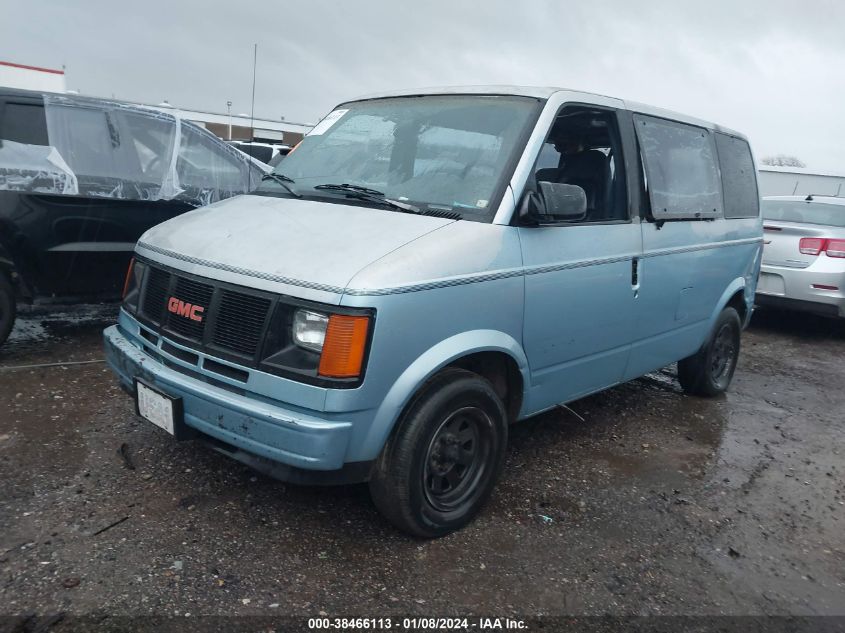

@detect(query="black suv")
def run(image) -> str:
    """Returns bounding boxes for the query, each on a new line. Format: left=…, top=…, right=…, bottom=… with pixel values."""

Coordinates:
left=0, top=89, right=265, bottom=345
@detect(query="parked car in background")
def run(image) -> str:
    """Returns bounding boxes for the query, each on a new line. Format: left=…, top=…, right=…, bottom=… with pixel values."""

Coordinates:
left=104, top=86, right=762, bottom=537
left=227, top=140, right=290, bottom=166
left=0, top=88, right=267, bottom=346
left=756, top=195, right=845, bottom=318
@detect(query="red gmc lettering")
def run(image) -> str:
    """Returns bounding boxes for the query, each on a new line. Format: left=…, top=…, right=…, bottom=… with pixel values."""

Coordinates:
left=167, top=297, right=204, bottom=322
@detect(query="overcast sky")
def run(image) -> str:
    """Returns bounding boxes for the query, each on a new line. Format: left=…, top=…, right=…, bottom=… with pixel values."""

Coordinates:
left=2, top=0, right=844, bottom=172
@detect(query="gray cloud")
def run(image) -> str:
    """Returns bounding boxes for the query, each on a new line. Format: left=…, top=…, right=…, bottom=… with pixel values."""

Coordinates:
left=3, top=0, right=843, bottom=171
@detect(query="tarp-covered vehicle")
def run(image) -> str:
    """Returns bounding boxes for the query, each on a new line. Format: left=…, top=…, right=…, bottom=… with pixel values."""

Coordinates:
left=0, top=89, right=267, bottom=346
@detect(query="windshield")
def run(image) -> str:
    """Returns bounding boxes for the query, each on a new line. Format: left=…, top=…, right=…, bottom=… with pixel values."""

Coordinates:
left=257, top=95, right=540, bottom=221
left=762, top=200, right=845, bottom=228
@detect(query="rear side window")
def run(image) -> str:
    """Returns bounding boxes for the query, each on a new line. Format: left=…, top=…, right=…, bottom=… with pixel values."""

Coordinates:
left=1, top=102, right=48, bottom=145
left=715, top=133, right=759, bottom=218
left=120, top=110, right=176, bottom=185
left=634, top=114, right=722, bottom=220
left=177, top=125, right=258, bottom=192
left=46, top=104, right=132, bottom=180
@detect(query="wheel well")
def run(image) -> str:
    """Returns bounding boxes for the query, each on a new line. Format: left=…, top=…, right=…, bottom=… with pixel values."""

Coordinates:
left=726, top=289, right=748, bottom=323
left=447, top=351, right=523, bottom=422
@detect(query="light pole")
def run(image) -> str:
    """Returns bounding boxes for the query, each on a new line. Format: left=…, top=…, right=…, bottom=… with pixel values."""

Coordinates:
left=226, top=100, right=232, bottom=140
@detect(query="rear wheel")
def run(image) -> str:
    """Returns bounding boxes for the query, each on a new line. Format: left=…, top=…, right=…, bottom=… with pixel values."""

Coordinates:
left=369, top=368, right=508, bottom=538
left=678, top=307, right=741, bottom=396
left=0, top=272, right=16, bottom=347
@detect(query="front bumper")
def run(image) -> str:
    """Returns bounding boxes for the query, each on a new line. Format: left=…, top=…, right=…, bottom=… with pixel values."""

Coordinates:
left=104, top=324, right=362, bottom=478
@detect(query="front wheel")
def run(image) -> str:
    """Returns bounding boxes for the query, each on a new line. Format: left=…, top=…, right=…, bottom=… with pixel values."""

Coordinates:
left=369, top=368, right=508, bottom=538
left=0, top=272, right=16, bottom=347
left=678, top=306, right=741, bottom=396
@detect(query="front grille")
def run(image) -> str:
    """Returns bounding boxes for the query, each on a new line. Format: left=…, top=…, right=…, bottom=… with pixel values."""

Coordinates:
left=136, top=261, right=277, bottom=365
left=212, top=289, right=271, bottom=356
left=142, top=266, right=171, bottom=322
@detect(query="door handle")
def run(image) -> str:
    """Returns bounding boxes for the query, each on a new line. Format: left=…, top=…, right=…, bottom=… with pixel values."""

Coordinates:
left=631, top=257, right=639, bottom=288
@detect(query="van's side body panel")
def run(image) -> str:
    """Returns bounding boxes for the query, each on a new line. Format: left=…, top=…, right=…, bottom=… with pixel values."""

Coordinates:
left=518, top=223, right=641, bottom=412
left=625, top=220, right=761, bottom=380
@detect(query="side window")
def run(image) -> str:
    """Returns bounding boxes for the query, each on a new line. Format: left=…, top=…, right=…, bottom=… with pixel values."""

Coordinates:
left=46, top=104, right=134, bottom=181
left=119, top=110, right=176, bottom=185
left=634, top=114, right=722, bottom=219
left=177, top=125, right=253, bottom=193
left=0, top=102, right=48, bottom=145
left=715, top=133, right=759, bottom=218
left=532, top=106, right=628, bottom=222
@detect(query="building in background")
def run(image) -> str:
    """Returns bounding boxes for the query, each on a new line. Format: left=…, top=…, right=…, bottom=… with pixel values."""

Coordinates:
left=147, top=102, right=311, bottom=147
left=0, top=60, right=66, bottom=93
left=0, top=59, right=311, bottom=146
left=758, top=166, right=845, bottom=197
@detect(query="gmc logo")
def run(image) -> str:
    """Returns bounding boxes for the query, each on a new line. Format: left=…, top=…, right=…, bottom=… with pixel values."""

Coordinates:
left=167, top=297, right=205, bottom=322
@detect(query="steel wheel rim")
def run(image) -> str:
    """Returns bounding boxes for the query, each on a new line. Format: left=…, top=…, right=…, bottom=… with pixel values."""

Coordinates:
left=423, top=406, right=492, bottom=512
left=710, top=323, right=736, bottom=384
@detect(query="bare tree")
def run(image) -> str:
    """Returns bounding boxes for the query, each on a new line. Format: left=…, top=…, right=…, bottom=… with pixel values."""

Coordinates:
left=761, top=155, right=807, bottom=168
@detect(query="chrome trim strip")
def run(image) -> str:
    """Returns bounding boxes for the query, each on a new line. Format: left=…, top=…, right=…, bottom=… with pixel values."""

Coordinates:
left=640, top=236, right=762, bottom=260
left=139, top=236, right=763, bottom=298
left=136, top=241, right=347, bottom=295
left=348, top=237, right=763, bottom=296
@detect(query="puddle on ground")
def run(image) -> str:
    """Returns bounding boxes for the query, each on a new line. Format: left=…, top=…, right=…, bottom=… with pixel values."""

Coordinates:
left=2, top=305, right=118, bottom=364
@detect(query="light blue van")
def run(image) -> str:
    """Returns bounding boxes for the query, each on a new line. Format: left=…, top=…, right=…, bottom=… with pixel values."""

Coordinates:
left=104, top=86, right=763, bottom=537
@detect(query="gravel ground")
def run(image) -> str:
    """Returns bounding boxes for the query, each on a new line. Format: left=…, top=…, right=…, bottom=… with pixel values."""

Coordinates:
left=0, top=306, right=843, bottom=623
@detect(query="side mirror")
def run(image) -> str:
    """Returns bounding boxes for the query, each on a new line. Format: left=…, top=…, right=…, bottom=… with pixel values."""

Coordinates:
left=537, top=181, right=587, bottom=222
left=519, top=182, right=588, bottom=225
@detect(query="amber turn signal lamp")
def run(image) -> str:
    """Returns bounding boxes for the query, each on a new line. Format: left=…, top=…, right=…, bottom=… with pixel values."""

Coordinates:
left=318, top=315, right=370, bottom=378
left=122, top=257, right=135, bottom=298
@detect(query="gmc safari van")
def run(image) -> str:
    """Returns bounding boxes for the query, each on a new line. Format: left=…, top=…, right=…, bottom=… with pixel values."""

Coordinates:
left=104, top=86, right=763, bottom=537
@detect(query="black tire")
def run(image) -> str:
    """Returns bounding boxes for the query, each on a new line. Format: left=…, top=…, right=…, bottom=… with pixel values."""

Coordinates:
left=0, top=272, right=16, bottom=347
left=369, top=368, right=508, bottom=538
left=678, top=307, right=741, bottom=397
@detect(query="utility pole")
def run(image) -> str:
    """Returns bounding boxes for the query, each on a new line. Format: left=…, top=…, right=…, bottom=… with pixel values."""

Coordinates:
left=226, top=100, right=232, bottom=140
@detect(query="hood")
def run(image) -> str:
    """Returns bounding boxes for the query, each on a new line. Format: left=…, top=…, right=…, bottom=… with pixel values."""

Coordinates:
left=137, top=194, right=455, bottom=295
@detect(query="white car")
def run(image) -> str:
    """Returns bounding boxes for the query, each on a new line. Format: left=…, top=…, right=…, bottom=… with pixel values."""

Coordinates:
left=756, top=195, right=845, bottom=318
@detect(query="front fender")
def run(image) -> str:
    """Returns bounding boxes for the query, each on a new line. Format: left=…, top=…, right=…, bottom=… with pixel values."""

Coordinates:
left=358, top=329, right=530, bottom=462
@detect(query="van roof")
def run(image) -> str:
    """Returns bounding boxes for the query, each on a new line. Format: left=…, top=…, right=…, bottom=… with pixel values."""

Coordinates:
left=348, top=85, right=746, bottom=139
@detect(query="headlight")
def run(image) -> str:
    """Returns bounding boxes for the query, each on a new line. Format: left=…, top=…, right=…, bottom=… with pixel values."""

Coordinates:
left=122, top=258, right=146, bottom=314
left=262, top=306, right=373, bottom=384
left=292, top=309, right=328, bottom=352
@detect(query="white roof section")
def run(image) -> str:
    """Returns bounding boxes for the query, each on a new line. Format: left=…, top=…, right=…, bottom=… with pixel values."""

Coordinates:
left=345, top=84, right=745, bottom=139
left=764, top=195, right=845, bottom=206
left=759, top=165, right=845, bottom=179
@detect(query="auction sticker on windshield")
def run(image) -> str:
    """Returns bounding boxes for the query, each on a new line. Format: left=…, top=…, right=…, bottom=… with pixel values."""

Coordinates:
left=308, top=109, right=348, bottom=136
left=136, top=380, right=176, bottom=435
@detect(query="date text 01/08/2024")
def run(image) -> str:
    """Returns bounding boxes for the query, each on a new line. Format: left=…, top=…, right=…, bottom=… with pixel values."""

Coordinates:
left=306, top=617, right=527, bottom=630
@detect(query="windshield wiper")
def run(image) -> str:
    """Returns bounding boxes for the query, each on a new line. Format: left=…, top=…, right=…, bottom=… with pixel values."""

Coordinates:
left=261, top=172, right=301, bottom=198
left=313, top=183, right=420, bottom=214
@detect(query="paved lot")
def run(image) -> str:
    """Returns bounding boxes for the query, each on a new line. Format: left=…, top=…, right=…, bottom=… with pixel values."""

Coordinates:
left=1, top=306, right=843, bottom=619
